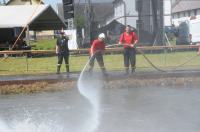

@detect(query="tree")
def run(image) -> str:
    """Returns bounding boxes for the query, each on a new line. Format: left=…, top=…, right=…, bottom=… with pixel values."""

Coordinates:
left=74, top=15, right=85, bottom=31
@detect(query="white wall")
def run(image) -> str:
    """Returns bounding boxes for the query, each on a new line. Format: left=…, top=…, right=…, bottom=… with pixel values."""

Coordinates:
left=114, top=0, right=138, bottom=28
left=104, top=0, right=171, bottom=28
left=125, top=0, right=138, bottom=28
left=172, top=9, right=200, bottom=26
left=114, top=2, right=125, bottom=25
left=64, top=30, right=78, bottom=49
left=164, top=0, right=172, bottom=26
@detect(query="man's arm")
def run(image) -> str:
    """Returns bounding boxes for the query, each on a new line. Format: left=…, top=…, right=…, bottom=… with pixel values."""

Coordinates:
left=132, top=33, right=139, bottom=47
left=198, top=44, right=200, bottom=54
left=119, top=33, right=124, bottom=45
left=65, top=36, right=69, bottom=41
left=91, top=41, right=96, bottom=56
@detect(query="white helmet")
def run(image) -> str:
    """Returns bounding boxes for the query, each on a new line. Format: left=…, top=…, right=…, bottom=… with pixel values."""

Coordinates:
left=98, top=33, right=105, bottom=39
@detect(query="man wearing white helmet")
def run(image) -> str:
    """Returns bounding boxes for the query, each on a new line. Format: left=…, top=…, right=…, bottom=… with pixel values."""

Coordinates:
left=88, top=33, right=108, bottom=76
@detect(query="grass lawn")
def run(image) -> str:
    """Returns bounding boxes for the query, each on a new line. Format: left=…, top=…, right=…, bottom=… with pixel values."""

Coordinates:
left=31, top=39, right=57, bottom=50
left=0, top=50, right=200, bottom=75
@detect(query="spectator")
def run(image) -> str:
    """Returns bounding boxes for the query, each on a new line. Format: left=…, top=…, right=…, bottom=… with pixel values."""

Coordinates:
left=56, top=31, right=70, bottom=75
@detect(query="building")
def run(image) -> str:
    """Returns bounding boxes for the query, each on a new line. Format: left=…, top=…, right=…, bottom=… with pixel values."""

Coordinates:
left=172, top=0, right=200, bottom=26
left=57, top=2, right=114, bottom=30
left=171, top=0, right=181, bottom=5
left=100, top=0, right=138, bottom=28
left=113, top=0, right=138, bottom=28
left=137, top=0, right=171, bottom=45
left=101, top=0, right=171, bottom=45
left=57, top=2, right=114, bottom=46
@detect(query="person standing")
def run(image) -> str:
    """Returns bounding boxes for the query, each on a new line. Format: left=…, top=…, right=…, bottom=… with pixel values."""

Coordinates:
left=56, top=31, right=70, bottom=75
left=119, top=25, right=138, bottom=74
left=88, top=33, right=108, bottom=76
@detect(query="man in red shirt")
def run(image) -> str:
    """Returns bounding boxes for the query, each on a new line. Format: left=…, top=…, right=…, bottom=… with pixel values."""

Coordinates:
left=88, top=33, right=107, bottom=76
left=119, top=25, right=138, bottom=74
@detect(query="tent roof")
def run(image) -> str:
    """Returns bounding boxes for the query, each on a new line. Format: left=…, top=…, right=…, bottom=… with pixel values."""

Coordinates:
left=6, top=0, right=45, bottom=5
left=0, top=5, right=67, bottom=30
left=172, top=1, right=200, bottom=13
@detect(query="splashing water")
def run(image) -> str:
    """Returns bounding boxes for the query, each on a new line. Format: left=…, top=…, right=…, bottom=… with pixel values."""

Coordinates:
left=76, top=45, right=120, bottom=131
left=0, top=118, right=63, bottom=132
left=78, top=56, right=104, bottom=132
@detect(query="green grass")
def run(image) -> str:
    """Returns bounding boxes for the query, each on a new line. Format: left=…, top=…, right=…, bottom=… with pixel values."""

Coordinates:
left=31, top=39, right=56, bottom=50
left=0, top=51, right=200, bottom=75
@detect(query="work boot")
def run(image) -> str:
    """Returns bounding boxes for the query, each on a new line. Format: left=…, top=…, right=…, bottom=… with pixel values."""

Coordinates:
left=88, top=67, right=93, bottom=73
left=66, top=65, right=69, bottom=72
left=124, top=68, right=129, bottom=75
left=57, top=65, right=61, bottom=74
left=66, top=72, right=70, bottom=78
left=66, top=65, right=70, bottom=77
left=102, top=68, right=108, bottom=77
left=131, top=68, right=135, bottom=74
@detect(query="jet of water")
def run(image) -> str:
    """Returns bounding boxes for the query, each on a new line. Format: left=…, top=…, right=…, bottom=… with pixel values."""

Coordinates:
left=77, top=55, right=104, bottom=132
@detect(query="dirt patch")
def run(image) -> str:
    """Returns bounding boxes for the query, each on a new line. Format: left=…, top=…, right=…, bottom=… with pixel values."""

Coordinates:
left=1, top=73, right=200, bottom=94
left=105, top=77, right=200, bottom=89
left=0, top=80, right=76, bottom=94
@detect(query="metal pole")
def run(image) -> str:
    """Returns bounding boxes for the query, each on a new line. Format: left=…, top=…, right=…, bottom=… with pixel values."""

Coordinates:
left=84, top=0, right=91, bottom=45
left=26, top=53, right=29, bottom=72
left=170, top=0, right=173, bottom=26
left=122, top=0, right=127, bottom=26
left=26, top=25, right=30, bottom=46
left=159, top=0, right=165, bottom=46
left=89, top=0, right=92, bottom=42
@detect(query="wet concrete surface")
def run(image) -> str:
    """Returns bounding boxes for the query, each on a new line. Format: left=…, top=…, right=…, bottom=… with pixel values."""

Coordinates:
left=0, top=69, right=200, bottom=131
left=1, top=69, right=200, bottom=82
left=0, top=87, right=200, bottom=132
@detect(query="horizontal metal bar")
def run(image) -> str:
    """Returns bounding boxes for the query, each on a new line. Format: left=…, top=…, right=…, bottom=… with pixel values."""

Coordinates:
left=0, top=45, right=199, bottom=55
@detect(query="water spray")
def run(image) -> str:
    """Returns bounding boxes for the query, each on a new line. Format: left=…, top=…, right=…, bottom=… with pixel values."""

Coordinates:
left=77, top=51, right=105, bottom=132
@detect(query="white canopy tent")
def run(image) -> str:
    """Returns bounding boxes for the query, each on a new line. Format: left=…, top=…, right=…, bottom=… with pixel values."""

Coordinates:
left=0, top=5, right=67, bottom=30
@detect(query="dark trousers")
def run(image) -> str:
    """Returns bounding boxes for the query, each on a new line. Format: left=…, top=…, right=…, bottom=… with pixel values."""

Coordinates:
left=124, top=48, right=136, bottom=72
left=89, top=53, right=106, bottom=73
left=57, top=54, right=69, bottom=72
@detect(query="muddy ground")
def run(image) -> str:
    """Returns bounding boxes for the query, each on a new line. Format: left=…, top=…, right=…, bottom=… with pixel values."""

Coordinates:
left=1, top=74, right=200, bottom=94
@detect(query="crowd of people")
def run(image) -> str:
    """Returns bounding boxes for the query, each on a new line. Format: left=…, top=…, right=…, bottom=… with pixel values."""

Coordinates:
left=56, top=25, right=139, bottom=76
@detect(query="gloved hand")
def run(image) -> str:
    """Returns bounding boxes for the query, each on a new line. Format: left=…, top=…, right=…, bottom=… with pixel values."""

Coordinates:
left=56, top=52, right=61, bottom=56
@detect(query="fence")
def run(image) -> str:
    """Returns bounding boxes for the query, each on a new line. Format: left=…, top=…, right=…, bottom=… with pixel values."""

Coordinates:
left=0, top=45, right=200, bottom=75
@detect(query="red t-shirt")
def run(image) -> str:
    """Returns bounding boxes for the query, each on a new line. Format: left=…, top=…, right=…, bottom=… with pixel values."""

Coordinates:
left=90, top=39, right=105, bottom=54
left=119, top=32, right=138, bottom=48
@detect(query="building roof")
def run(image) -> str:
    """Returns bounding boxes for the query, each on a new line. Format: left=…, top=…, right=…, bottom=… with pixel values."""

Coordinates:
left=172, top=0, right=200, bottom=13
left=57, top=2, right=114, bottom=23
left=0, top=5, right=66, bottom=30
left=6, top=0, right=44, bottom=5
left=113, top=0, right=123, bottom=5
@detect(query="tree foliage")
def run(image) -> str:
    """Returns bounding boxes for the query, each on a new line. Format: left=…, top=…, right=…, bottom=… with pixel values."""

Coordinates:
left=74, top=15, right=85, bottom=30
